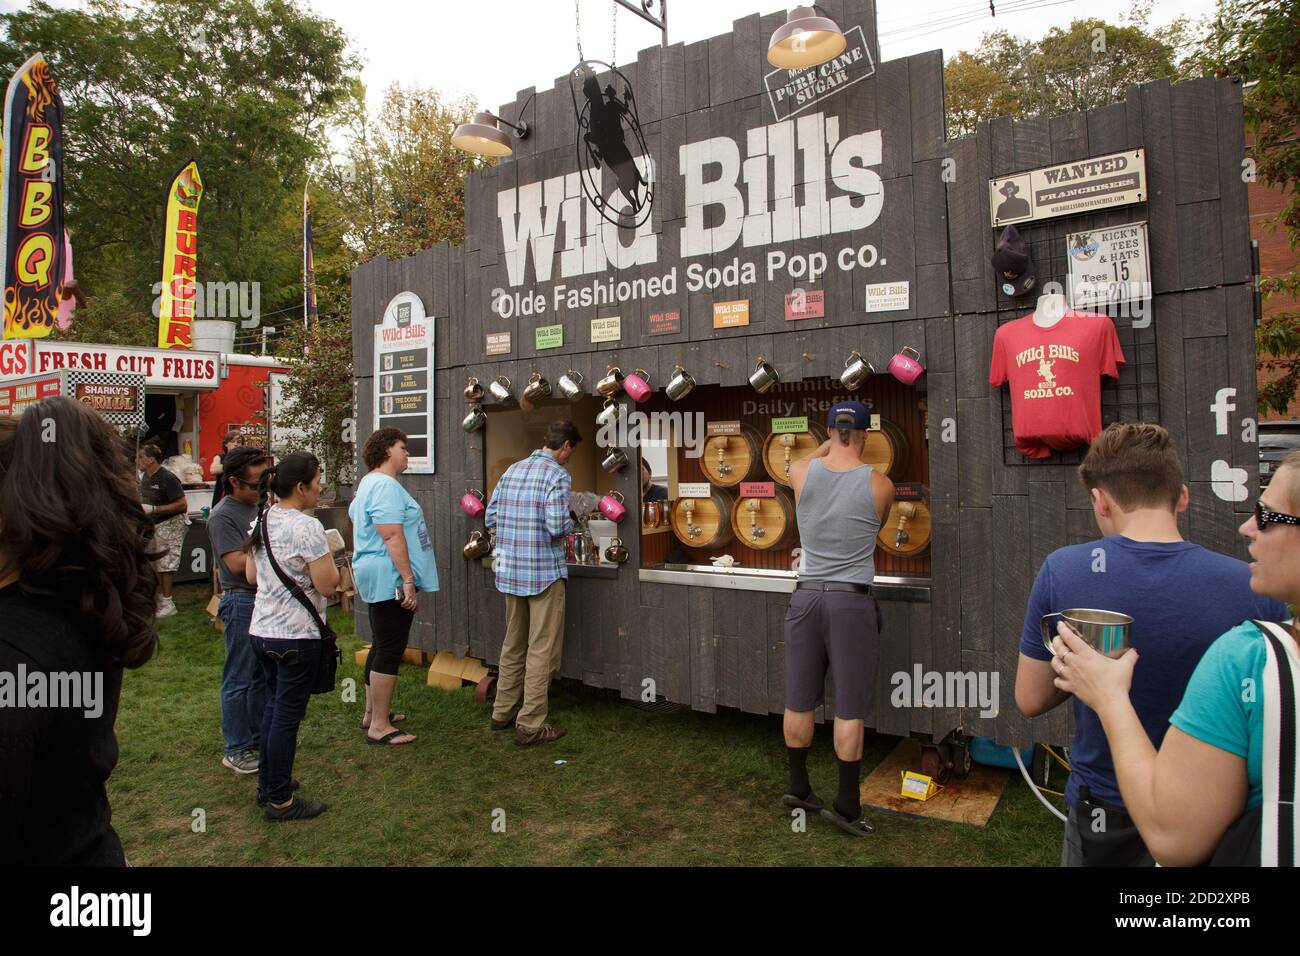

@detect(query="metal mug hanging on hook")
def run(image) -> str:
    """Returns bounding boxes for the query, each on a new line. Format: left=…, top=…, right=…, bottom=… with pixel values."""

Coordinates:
left=488, top=375, right=512, bottom=402
left=624, top=368, right=652, bottom=403
left=749, top=357, right=779, bottom=393
left=888, top=347, right=925, bottom=386
left=461, top=403, right=486, bottom=433
left=840, top=351, right=874, bottom=390
left=596, top=366, right=625, bottom=397
left=596, top=397, right=620, bottom=429
left=601, top=448, right=629, bottom=473
left=460, top=489, right=486, bottom=518
left=558, top=369, right=584, bottom=400
left=666, top=364, right=695, bottom=400
left=463, top=376, right=484, bottom=401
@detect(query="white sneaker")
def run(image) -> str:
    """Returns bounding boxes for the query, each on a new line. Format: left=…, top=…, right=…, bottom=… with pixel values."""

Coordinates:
left=156, top=597, right=178, bottom=619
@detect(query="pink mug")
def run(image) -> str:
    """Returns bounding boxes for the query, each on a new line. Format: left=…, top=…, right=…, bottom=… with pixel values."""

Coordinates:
left=624, top=368, right=652, bottom=403
left=460, top=488, right=486, bottom=518
left=598, top=490, right=627, bottom=523
left=887, top=346, right=925, bottom=385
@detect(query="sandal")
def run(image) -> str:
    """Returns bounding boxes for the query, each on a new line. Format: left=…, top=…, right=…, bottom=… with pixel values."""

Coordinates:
left=366, top=729, right=416, bottom=746
left=781, top=790, right=826, bottom=812
left=819, top=807, right=876, bottom=836
left=359, top=711, right=406, bottom=730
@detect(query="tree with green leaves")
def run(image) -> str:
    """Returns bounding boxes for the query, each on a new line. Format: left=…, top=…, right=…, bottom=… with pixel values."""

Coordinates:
left=0, top=0, right=359, bottom=346
left=944, top=6, right=1201, bottom=138
left=1203, top=0, right=1300, bottom=418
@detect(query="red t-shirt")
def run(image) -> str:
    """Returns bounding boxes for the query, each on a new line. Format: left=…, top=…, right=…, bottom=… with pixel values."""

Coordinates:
left=989, top=310, right=1125, bottom=459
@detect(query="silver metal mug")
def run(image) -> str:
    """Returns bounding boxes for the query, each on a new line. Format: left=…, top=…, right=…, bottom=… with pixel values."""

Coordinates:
left=461, top=403, right=486, bottom=432
left=1041, top=608, right=1134, bottom=659
left=749, top=357, right=779, bottom=393
left=841, top=351, right=874, bottom=390
left=666, top=364, right=696, bottom=401
left=558, top=369, right=584, bottom=400
left=596, top=398, right=620, bottom=429
left=488, top=375, right=512, bottom=402
left=601, top=448, right=629, bottom=473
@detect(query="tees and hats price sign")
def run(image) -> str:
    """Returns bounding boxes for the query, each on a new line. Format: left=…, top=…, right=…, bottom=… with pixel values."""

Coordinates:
left=374, top=290, right=434, bottom=473
left=1066, top=221, right=1151, bottom=310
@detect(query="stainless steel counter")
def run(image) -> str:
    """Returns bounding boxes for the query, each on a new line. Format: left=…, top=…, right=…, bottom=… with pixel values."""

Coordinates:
left=638, top=564, right=931, bottom=601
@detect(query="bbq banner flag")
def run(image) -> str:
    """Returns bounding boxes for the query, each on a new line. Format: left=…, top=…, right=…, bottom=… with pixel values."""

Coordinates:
left=303, top=181, right=317, bottom=330
left=1, top=53, right=67, bottom=340
left=157, top=160, right=203, bottom=349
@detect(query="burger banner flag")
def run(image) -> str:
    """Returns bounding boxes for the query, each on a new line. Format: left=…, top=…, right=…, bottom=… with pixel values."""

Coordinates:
left=0, top=53, right=67, bottom=340
left=157, top=160, right=203, bottom=349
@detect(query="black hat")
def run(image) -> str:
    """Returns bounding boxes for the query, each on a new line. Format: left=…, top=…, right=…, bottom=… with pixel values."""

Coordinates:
left=998, top=180, right=1021, bottom=198
left=992, top=225, right=1037, bottom=298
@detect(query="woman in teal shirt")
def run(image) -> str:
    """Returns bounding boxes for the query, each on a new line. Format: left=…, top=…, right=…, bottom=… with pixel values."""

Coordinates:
left=349, top=428, right=439, bottom=745
left=1053, top=451, right=1300, bottom=865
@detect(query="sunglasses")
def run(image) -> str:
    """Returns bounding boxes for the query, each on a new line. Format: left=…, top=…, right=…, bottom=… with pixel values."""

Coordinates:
left=1255, top=500, right=1300, bottom=531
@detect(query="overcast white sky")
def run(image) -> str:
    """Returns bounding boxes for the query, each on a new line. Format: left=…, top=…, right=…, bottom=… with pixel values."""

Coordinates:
left=1, top=0, right=1219, bottom=115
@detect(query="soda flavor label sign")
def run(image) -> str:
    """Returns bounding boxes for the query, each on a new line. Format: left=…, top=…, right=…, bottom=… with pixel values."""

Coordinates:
left=535, top=324, right=564, bottom=350
left=990, top=150, right=1147, bottom=227
left=1066, top=221, right=1151, bottom=310
left=864, top=281, right=909, bottom=313
left=706, top=420, right=742, bottom=436
left=590, top=316, right=621, bottom=343
left=784, top=289, right=825, bottom=321
left=772, top=416, right=810, bottom=433
left=712, top=300, right=750, bottom=329
left=676, top=482, right=711, bottom=499
left=485, top=331, right=511, bottom=355
left=648, top=310, right=680, bottom=335
left=740, top=482, right=775, bottom=498
left=373, top=291, right=434, bottom=473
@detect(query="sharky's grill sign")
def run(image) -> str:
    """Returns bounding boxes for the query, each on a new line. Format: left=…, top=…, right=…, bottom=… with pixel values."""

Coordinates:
left=374, top=291, right=435, bottom=473
left=492, top=109, right=889, bottom=321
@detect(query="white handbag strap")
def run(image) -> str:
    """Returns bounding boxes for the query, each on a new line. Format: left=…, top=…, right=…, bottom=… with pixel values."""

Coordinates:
left=1253, top=620, right=1298, bottom=867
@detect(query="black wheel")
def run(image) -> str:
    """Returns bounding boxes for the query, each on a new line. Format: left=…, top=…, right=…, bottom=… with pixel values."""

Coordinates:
left=950, top=739, right=973, bottom=780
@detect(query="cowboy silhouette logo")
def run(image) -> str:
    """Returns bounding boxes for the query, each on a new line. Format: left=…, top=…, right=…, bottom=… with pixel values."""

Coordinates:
left=569, top=60, right=654, bottom=228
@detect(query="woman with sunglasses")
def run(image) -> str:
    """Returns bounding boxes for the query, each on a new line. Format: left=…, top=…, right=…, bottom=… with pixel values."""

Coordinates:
left=1053, top=450, right=1300, bottom=865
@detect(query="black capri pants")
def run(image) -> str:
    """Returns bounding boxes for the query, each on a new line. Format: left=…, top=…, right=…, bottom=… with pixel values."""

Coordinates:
left=365, top=599, right=415, bottom=681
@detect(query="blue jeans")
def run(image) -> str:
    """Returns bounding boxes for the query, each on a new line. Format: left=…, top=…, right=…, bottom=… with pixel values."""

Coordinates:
left=253, top=636, right=321, bottom=805
left=219, top=590, right=267, bottom=755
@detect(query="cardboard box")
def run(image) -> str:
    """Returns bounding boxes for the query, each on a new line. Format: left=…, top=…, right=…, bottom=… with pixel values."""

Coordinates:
left=426, top=651, right=489, bottom=690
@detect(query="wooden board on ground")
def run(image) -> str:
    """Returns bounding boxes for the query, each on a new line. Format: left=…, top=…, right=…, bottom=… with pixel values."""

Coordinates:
left=859, top=738, right=1008, bottom=827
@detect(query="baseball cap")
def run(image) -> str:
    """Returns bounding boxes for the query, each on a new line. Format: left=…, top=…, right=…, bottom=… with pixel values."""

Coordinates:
left=991, top=224, right=1037, bottom=298
left=827, top=400, right=872, bottom=430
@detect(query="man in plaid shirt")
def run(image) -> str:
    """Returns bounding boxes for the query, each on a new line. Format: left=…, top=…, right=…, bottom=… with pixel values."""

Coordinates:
left=485, top=420, right=581, bottom=745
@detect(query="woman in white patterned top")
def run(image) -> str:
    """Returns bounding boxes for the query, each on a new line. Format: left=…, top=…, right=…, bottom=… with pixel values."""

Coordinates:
left=244, top=452, right=339, bottom=822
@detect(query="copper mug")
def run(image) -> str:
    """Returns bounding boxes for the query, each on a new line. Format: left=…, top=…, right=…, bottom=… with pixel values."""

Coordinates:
left=488, top=375, right=512, bottom=402
left=604, top=537, right=629, bottom=564
left=749, top=357, right=779, bottom=393
left=463, top=530, right=492, bottom=560
left=644, top=501, right=660, bottom=527
left=464, top=376, right=484, bottom=401
left=596, top=366, right=625, bottom=397
left=461, top=403, right=486, bottom=432
left=521, top=372, right=551, bottom=411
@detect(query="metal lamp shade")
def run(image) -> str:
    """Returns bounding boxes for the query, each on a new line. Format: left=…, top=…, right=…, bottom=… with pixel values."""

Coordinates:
left=767, top=6, right=847, bottom=69
left=452, top=112, right=514, bottom=157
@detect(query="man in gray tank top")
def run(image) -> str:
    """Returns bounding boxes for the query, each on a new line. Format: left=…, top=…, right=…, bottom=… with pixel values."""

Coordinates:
left=782, top=400, right=895, bottom=836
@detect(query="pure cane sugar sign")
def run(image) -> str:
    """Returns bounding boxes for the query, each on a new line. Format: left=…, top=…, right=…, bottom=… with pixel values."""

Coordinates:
left=1066, top=221, right=1151, bottom=310
left=764, top=24, right=876, bottom=122
left=989, top=150, right=1147, bottom=227
left=374, top=291, right=434, bottom=473
left=712, top=300, right=750, bottom=329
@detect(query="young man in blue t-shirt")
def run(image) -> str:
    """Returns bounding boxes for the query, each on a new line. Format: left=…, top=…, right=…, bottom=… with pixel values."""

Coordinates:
left=1015, top=423, right=1290, bottom=866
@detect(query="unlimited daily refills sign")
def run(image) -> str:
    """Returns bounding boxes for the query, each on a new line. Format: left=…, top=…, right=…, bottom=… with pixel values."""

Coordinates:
left=989, top=150, right=1146, bottom=227
left=374, top=291, right=434, bottom=473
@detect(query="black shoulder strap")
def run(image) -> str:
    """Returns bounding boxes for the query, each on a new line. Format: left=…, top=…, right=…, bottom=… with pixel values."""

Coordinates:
left=1253, top=620, right=1298, bottom=867
left=260, top=509, right=331, bottom=639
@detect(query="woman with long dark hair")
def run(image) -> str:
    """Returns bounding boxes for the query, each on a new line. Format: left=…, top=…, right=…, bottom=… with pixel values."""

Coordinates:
left=244, top=452, right=338, bottom=821
left=0, top=397, right=159, bottom=865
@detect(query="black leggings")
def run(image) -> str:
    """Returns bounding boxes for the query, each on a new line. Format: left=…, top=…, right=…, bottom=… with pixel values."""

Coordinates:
left=365, top=599, right=414, bottom=682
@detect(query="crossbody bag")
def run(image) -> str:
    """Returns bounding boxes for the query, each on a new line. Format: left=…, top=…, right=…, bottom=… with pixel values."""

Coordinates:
left=259, top=511, right=341, bottom=695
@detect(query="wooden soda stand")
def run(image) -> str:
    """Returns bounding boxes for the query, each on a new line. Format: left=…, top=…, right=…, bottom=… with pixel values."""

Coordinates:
left=349, top=0, right=1261, bottom=761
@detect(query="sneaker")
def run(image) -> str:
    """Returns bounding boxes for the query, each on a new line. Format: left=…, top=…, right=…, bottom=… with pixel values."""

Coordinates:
left=514, top=723, right=566, bottom=746
left=256, top=779, right=301, bottom=807
left=491, top=705, right=521, bottom=731
left=222, top=750, right=259, bottom=774
left=264, top=797, right=327, bottom=822
left=156, top=597, right=178, bottom=619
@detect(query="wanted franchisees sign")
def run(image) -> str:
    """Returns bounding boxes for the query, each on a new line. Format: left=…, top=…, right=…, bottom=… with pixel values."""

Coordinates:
left=373, top=291, right=434, bottom=472
left=764, top=24, right=876, bottom=122
left=990, top=150, right=1146, bottom=227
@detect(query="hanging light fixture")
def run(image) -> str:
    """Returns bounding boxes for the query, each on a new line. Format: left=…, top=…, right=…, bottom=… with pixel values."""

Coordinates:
left=452, top=111, right=529, bottom=158
left=767, top=5, right=847, bottom=70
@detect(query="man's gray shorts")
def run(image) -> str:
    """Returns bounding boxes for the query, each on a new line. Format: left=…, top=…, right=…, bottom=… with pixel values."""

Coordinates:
left=783, top=588, right=881, bottom=720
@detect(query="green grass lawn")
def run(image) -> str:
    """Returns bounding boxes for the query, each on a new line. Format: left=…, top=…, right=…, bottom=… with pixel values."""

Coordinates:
left=109, top=582, right=1066, bottom=866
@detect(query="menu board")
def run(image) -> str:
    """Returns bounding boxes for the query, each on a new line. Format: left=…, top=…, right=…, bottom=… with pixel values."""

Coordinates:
left=374, top=291, right=435, bottom=472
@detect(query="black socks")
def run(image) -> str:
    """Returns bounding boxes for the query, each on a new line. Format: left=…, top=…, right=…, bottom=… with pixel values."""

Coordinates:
left=786, top=745, right=811, bottom=799
left=834, top=758, right=862, bottom=821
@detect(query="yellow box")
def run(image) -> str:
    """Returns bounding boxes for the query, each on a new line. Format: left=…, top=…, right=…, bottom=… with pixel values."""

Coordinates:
left=900, top=770, right=940, bottom=801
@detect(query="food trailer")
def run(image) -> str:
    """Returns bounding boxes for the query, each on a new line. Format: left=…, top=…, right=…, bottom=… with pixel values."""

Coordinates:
left=349, top=0, right=1260, bottom=763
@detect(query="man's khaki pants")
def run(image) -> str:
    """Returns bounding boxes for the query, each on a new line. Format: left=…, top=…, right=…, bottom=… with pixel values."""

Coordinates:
left=493, top=579, right=566, bottom=731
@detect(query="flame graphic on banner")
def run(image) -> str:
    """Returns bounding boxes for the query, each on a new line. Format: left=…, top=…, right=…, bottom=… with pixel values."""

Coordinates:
left=20, top=61, right=55, bottom=121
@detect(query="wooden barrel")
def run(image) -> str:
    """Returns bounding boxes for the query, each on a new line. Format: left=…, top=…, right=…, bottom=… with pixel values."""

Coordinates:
left=701, top=423, right=765, bottom=486
left=859, top=417, right=909, bottom=479
left=762, top=423, right=829, bottom=486
left=876, top=494, right=932, bottom=557
left=731, top=486, right=798, bottom=550
left=671, top=487, right=737, bottom=549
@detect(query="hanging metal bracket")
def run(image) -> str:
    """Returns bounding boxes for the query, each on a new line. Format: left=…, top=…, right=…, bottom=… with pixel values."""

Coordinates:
left=612, top=0, right=667, bottom=48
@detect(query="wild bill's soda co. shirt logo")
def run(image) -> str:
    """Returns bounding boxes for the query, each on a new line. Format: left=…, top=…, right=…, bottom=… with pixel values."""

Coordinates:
left=1014, top=343, right=1080, bottom=399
